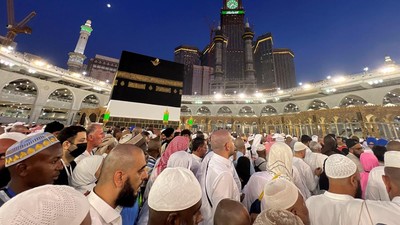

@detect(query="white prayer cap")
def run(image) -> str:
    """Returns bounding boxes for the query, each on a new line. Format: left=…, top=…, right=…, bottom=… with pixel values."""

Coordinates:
left=311, top=135, right=318, bottom=142
left=285, top=134, right=292, bottom=138
left=167, top=151, right=193, bottom=170
left=325, top=154, right=357, bottom=179
left=0, top=132, right=26, bottom=141
left=257, top=144, right=266, bottom=151
left=148, top=167, right=201, bottom=211
left=263, top=178, right=299, bottom=210
left=293, top=137, right=298, bottom=142
left=293, top=142, right=307, bottom=152
left=0, top=185, right=90, bottom=225
left=272, top=133, right=280, bottom=139
left=276, top=136, right=285, bottom=142
left=191, top=134, right=197, bottom=139
left=384, top=151, right=400, bottom=168
left=70, top=155, right=104, bottom=194
left=203, top=133, right=209, bottom=139
left=253, top=209, right=304, bottom=225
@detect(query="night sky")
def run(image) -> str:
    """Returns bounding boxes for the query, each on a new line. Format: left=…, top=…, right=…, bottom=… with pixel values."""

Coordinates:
left=1, top=0, right=400, bottom=84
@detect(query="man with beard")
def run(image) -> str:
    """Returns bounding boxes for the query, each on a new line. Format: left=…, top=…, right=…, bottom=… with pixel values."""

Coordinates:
left=88, top=144, right=148, bottom=225
left=148, top=167, right=203, bottom=225
left=306, top=154, right=361, bottom=225
left=0, top=132, right=63, bottom=206
left=346, top=138, right=364, bottom=172
left=0, top=132, right=26, bottom=188
left=55, top=126, right=88, bottom=185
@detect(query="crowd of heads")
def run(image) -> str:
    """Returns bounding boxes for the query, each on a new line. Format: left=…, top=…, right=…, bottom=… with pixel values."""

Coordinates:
left=0, top=120, right=399, bottom=224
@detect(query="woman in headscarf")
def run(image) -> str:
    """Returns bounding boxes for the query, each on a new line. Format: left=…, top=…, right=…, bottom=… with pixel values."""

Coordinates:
left=70, top=155, right=104, bottom=194
left=242, top=142, right=295, bottom=212
left=360, top=152, right=380, bottom=199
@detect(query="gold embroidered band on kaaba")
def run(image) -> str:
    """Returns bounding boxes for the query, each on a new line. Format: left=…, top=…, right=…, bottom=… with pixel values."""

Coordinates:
left=116, top=71, right=183, bottom=88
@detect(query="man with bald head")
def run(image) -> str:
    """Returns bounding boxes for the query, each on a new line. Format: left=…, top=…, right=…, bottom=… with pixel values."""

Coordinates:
left=0, top=132, right=26, bottom=188
left=199, top=129, right=240, bottom=225
left=339, top=148, right=400, bottom=224
left=88, top=144, right=148, bottom=225
left=214, top=199, right=251, bottom=225
left=365, top=140, right=400, bottom=201
left=0, top=132, right=63, bottom=206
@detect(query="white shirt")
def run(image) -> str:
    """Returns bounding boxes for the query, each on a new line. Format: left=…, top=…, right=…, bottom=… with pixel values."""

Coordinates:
left=292, top=157, right=318, bottom=199
left=304, top=152, right=328, bottom=172
left=199, top=153, right=241, bottom=225
left=339, top=197, right=400, bottom=225
left=87, top=191, right=122, bottom=225
left=242, top=171, right=274, bottom=211
left=74, top=150, right=92, bottom=164
left=365, top=166, right=389, bottom=201
left=191, top=154, right=202, bottom=175
left=306, top=191, right=354, bottom=225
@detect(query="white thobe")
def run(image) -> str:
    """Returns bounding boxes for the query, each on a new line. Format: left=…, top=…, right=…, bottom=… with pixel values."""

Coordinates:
left=365, top=166, right=389, bottom=201
left=74, top=150, right=92, bottom=164
left=306, top=191, right=354, bottom=225
left=304, top=152, right=328, bottom=172
left=199, top=153, right=241, bottom=225
left=191, top=154, right=202, bottom=175
left=292, top=157, right=319, bottom=199
left=241, top=171, right=274, bottom=211
left=87, top=191, right=122, bottom=225
left=339, top=197, right=400, bottom=225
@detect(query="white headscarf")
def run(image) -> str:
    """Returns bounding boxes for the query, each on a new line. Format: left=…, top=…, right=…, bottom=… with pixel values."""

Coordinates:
left=70, top=155, right=104, bottom=194
left=250, top=134, right=263, bottom=159
left=0, top=185, right=90, bottom=225
left=267, top=142, right=293, bottom=181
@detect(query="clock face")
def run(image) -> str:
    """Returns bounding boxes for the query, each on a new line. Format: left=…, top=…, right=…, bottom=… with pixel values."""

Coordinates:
left=227, top=0, right=238, bottom=9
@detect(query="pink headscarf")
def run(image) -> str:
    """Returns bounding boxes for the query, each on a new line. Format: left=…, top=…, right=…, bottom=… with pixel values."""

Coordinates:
left=360, top=152, right=379, bottom=199
left=155, top=136, right=189, bottom=175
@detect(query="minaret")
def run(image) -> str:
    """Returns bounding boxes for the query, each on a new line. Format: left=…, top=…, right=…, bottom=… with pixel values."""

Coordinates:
left=67, top=20, right=93, bottom=72
left=213, top=26, right=226, bottom=81
left=242, top=22, right=255, bottom=80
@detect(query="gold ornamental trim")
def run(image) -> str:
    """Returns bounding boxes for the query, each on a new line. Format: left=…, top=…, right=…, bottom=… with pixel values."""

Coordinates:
left=116, top=71, right=183, bottom=88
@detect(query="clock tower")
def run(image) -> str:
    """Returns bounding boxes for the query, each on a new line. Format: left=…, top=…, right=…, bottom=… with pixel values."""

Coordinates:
left=220, top=0, right=246, bottom=80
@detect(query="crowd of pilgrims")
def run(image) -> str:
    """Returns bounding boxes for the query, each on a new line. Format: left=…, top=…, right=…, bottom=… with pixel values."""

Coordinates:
left=0, top=120, right=399, bottom=225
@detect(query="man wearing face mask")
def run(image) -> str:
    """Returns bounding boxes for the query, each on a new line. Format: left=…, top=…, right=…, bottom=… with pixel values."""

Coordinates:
left=55, top=126, right=88, bottom=185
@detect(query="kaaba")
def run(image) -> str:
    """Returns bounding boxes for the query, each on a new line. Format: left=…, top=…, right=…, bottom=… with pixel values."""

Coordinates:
left=107, top=51, right=184, bottom=123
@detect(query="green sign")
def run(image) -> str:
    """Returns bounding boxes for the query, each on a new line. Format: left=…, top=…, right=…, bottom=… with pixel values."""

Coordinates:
left=188, top=118, right=193, bottom=126
left=221, top=10, right=244, bottom=15
left=104, top=113, right=110, bottom=121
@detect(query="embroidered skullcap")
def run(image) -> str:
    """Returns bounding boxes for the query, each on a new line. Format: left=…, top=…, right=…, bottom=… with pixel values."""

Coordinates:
left=384, top=151, right=400, bottom=168
left=5, top=132, right=59, bottom=167
left=293, top=142, right=307, bottom=152
left=0, top=185, right=90, bottom=225
left=0, top=132, right=26, bottom=142
left=263, top=178, right=299, bottom=210
left=257, top=144, right=266, bottom=152
left=325, top=154, right=357, bottom=179
left=253, top=209, right=304, bottom=225
left=148, top=167, right=201, bottom=211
